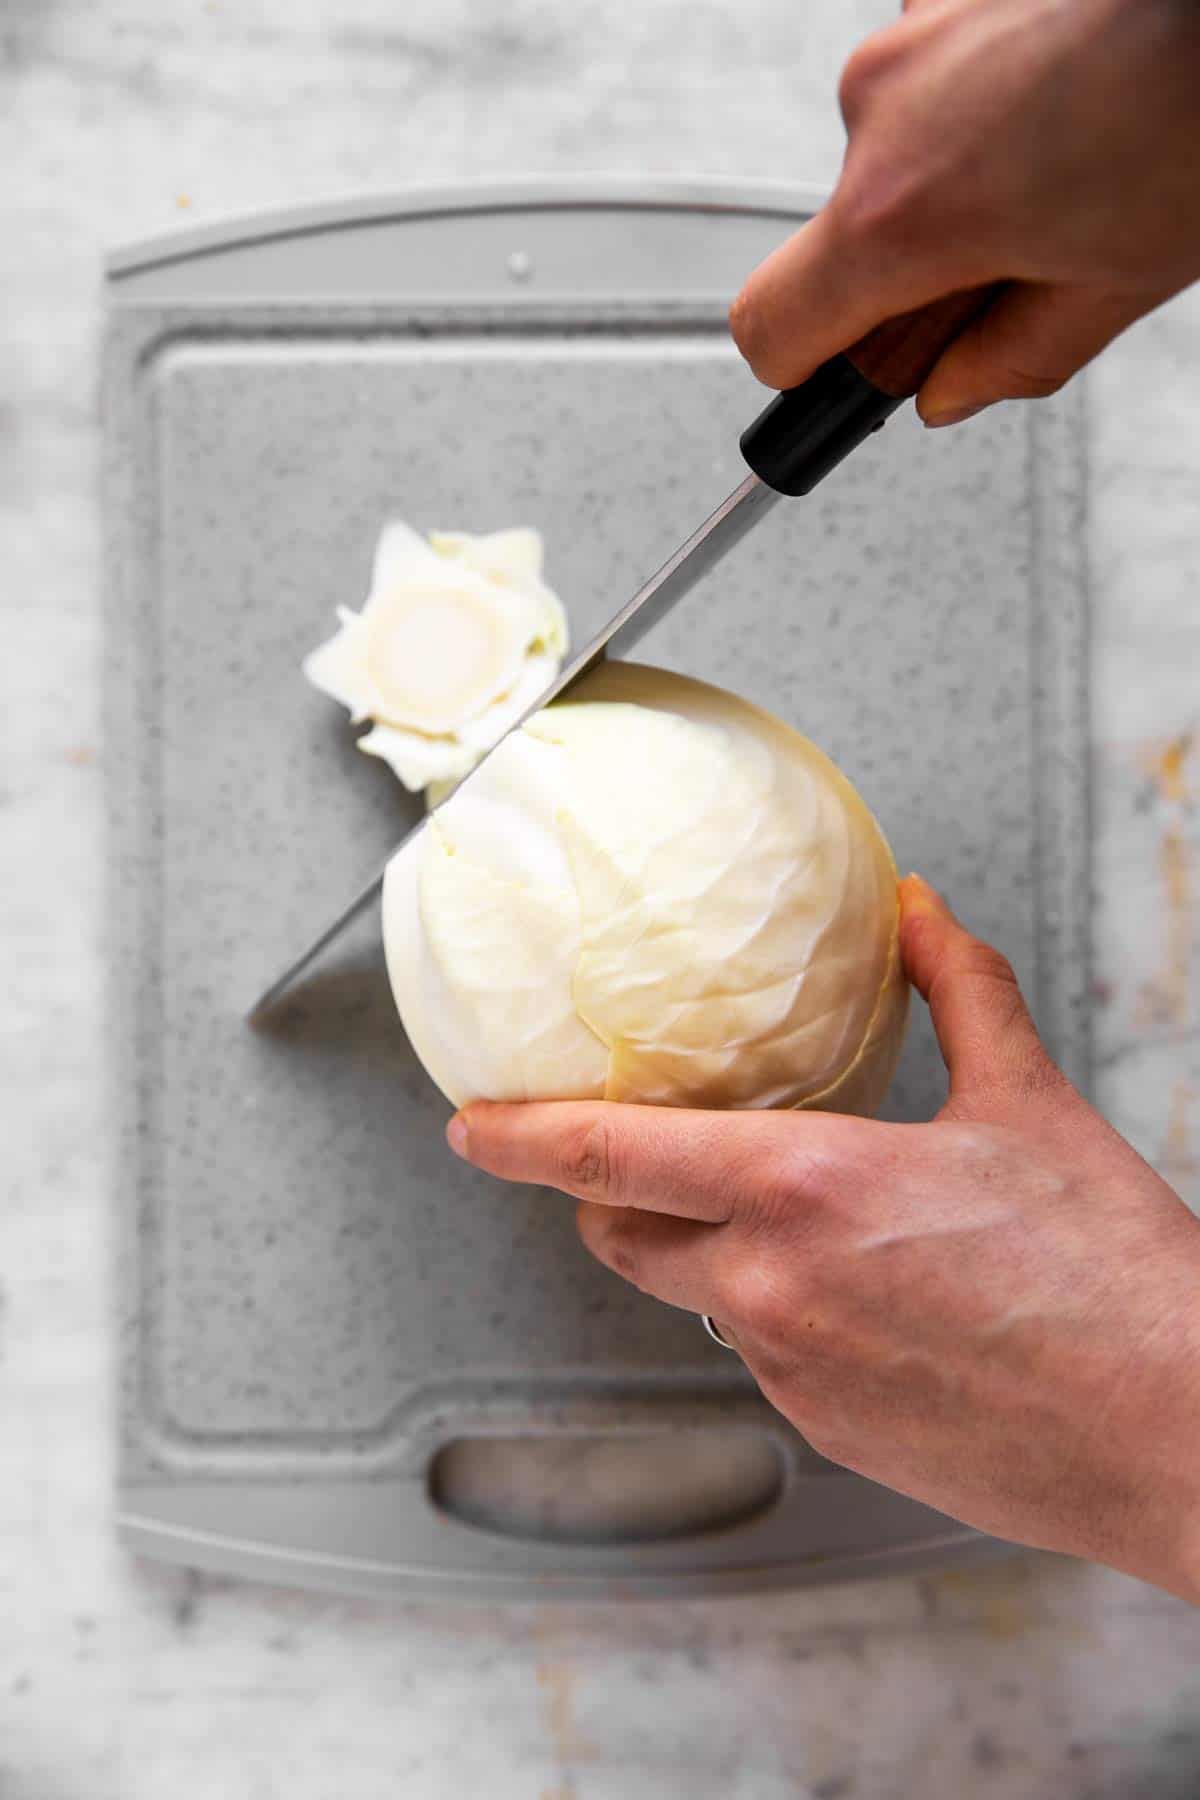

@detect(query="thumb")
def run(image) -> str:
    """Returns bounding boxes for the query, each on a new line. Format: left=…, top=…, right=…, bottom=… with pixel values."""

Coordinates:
left=898, top=875, right=1061, bottom=1109
left=729, top=205, right=967, bottom=392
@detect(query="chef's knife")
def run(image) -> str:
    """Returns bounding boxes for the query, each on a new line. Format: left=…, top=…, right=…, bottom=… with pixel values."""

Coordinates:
left=248, top=285, right=994, bottom=1021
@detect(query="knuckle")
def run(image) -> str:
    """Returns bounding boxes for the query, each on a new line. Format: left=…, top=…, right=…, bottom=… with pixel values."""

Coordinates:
left=931, top=936, right=1024, bottom=1030
left=958, top=938, right=1020, bottom=989
left=835, top=53, right=865, bottom=124
left=727, top=286, right=753, bottom=354
left=749, top=1161, right=819, bottom=1239
left=722, top=1145, right=795, bottom=1232
left=717, top=1255, right=795, bottom=1346
left=602, top=1223, right=641, bottom=1286
left=900, top=907, right=946, bottom=969
left=579, top=1202, right=641, bottom=1285
left=758, top=1123, right=866, bottom=1229
left=829, top=163, right=919, bottom=259
left=728, top=285, right=775, bottom=383
left=559, top=1117, right=614, bottom=1197
left=837, top=29, right=897, bottom=124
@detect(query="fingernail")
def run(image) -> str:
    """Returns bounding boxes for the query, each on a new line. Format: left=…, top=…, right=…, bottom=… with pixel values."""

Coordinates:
left=900, top=872, right=950, bottom=917
left=446, top=1113, right=469, bottom=1159
left=923, top=404, right=983, bottom=430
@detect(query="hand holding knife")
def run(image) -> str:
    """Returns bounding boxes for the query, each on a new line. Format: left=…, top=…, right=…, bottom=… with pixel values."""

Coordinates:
left=249, top=284, right=995, bottom=1022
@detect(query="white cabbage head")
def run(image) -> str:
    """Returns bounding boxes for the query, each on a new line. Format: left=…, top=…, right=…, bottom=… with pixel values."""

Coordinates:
left=383, top=662, right=908, bottom=1115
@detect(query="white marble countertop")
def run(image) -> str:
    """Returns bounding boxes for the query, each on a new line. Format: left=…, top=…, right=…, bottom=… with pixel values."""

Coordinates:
left=4, top=2, right=1199, bottom=1796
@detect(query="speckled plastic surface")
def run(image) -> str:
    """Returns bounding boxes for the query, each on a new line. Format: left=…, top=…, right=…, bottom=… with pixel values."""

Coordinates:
left=105, top=183, right=1089, bottom=1598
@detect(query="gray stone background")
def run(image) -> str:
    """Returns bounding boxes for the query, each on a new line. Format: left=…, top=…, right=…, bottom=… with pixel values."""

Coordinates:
left=3, top=2, right=1199, bottom=1795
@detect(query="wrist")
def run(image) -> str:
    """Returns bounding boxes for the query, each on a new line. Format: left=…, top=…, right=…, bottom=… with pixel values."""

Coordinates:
left=1161, top=1314, right=1200, bottom=1605
left=1117, top=1249, right=1200, bottom=1604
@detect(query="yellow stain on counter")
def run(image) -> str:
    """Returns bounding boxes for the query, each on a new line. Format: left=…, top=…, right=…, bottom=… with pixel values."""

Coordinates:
left=1135, top=733, right=1195, bottom=1030
left=928, top=1560, right=1096, bottom=1648
left=536, top=1660, right=597, bottom=1766
left=931, top=1567, right=1036, bottom=1642
left=1162, top=1081, right=1197, bottom=1195
left=1155, top=731, right=1194, bottom=805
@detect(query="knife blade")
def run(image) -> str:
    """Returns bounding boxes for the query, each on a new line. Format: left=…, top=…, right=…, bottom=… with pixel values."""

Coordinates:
left=248, top=284, right=997, bottom=1021
left=248, top=470, right=779, bottom=1022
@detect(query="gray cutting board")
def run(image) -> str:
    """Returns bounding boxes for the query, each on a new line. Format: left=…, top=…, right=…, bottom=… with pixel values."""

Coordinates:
left=105, top=181, right=1088, bottom=1599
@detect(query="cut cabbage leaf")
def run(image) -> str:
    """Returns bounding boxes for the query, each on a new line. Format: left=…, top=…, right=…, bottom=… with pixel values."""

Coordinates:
left=416, top=827, right=608, bottom=1103
left=430, top=528, right=568, bottom=656
left=301, top=606, right=376, bottom=724
left=385, top=725, right=609, bottom=1103
left=303, top=519, right=568, bottom=797
left=357, top=724, right=481, bottom=789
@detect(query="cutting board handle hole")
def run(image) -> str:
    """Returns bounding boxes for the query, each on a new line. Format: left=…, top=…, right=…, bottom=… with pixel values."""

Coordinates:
left=427, top=1428, right=784, bottom=1546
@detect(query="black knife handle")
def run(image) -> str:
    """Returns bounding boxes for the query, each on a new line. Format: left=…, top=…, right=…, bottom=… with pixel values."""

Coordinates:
left=740, top=358, right=900, bottom=497
left=740, top=285, right=999, bottom=497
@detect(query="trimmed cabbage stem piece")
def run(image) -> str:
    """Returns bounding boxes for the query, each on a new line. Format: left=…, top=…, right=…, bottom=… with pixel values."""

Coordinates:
left=303, top=520, right=568, bottom=800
